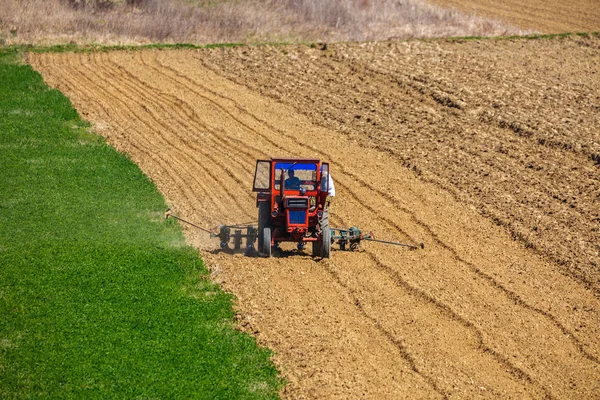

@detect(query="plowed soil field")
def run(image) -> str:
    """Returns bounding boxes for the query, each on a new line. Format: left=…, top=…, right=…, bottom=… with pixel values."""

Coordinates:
left=426, top=0, right=600, bottom=33
left=29, top=36, right=600, bottom=399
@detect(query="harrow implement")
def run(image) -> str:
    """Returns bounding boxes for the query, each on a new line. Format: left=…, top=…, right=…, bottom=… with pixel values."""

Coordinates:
left=212, top=224, right=258, bottom=252
left=166, top=210, right=423, bottom=256
left=331, top=227, right=424, bottom=251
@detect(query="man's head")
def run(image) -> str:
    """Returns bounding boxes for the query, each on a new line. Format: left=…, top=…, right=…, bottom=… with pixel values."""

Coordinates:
left=288, top=169, right=295, bottom=177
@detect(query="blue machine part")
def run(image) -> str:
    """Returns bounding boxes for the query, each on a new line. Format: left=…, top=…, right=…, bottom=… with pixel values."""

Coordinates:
left=275, top=162, right=317, bottom=171
left=288, top=210, right=307, bottom=225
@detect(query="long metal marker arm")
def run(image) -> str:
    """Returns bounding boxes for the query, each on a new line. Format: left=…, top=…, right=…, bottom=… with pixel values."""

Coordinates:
left=363, top=237, right=424, bottom=249
left=165, top=209, right=214, bottom=234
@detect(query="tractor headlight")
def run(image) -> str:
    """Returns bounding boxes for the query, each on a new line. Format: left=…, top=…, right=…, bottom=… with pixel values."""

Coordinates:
left=317, top=211, right=323, bottom=218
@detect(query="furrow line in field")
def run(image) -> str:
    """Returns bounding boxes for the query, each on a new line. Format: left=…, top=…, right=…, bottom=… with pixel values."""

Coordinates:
left=411, top=217, right=600, bottom=365
left=143, top=52, right=296, bottom=166
left=320, top=258, right=450, bottom=400
left=85, top=52, right=250, bottom=220
left=360, top=250, right=553, bottom=398
left=95, top=51, right=253, bottom=193
left=334, top=181, right=560, bottom=396
left=126, top=51, right=258, bottom=179
left=130, top=51, right=264, bottom=176
left=151, top=53, right=293, bottom=158
left=57, top=52, right=223, bottom=218
left=35, top=53, right=204, bottom=214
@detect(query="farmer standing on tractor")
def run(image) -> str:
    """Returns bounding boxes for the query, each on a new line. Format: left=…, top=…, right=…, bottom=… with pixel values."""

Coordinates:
left=321, top=168, right=335, bottom=205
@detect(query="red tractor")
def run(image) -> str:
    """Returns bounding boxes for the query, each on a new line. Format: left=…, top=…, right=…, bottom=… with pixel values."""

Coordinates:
left=252, top=158, right=332, bottom=258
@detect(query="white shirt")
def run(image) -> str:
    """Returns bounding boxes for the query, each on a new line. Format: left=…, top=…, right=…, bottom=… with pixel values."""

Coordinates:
left=321, top=173, right=335, bottom=197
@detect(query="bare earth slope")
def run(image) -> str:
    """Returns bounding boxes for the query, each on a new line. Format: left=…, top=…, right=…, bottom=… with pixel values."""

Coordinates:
left=199, top=36, right=600, bottom=296
left=29, top=38, right=600, bottom=399
left=426, top=0, right=600, bottom=33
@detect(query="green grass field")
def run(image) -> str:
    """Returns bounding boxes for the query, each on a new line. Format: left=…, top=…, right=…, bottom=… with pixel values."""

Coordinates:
left=0, top=49, right=282, bottom=399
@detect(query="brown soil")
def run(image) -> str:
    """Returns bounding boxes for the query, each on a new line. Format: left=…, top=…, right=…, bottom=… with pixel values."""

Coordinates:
left=426, top=0, right=600, bottom=33
left=29, top=36, right=600, bottom=399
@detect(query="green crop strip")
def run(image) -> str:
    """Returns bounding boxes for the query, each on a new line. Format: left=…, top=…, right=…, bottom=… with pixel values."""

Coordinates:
left=0, top=50, right=282, bottom=399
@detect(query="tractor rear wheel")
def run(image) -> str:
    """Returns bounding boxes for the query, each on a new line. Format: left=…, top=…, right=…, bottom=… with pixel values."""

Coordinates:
left=321, top=226, right=331, bottom=258
left=312, top=238, right=322, bottom=257
left=261, top=227, right=272, bottom=257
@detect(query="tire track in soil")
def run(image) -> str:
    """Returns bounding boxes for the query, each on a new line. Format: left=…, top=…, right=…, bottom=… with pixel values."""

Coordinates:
left=37, top=53, right=221, bottom=224
left=130, top=51, right=267, bottom=177
left=29, top=49, right=600, bottom=399
left=83, top=50, right=250, bottom=223
left=92, top=53, right=258, bottom=227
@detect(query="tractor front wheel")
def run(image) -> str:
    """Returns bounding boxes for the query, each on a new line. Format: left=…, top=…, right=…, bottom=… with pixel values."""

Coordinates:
left=262, top=227, right=272, bottom=257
